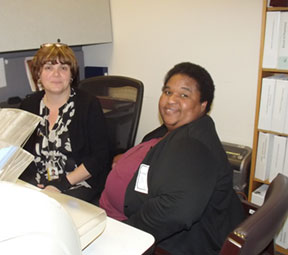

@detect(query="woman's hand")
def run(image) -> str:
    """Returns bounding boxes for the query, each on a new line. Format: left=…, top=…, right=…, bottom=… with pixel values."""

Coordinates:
left=37, top=183, right=61, bottom=193
left=43, top=185, right=61, bottom=193
left=36, top=163, right=90, bottom=192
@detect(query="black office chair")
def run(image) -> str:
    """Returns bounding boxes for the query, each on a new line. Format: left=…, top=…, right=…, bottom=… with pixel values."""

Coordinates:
left=220, top=173, right=288, bottom=255
left=78, top=75, right=144, bottom=159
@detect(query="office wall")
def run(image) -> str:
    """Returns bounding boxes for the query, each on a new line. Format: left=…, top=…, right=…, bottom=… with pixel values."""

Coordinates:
left=83, top=0, right=263, bottom=147
left=0, top=0, right=112, bottom=52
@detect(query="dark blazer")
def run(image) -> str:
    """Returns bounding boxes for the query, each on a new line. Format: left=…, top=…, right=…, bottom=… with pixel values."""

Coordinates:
left=124, top=115, right=244, bottom=255
left=19, top=89, right=110, bottom=197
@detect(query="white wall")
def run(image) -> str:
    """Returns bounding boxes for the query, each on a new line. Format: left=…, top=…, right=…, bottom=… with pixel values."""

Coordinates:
left=83, top=0, right=263, bottom=147
left=0, top=0, right=112, bottom=52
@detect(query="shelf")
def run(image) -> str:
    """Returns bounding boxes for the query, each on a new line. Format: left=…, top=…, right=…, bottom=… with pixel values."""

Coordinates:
left=249, top=1, right=288, bottom=254
left=262, top=68, right=288, bottom=74
left=253, top=177, right=270, bottom=184
left=276, top=244, right=288, bottom=255
left=257, top=129, right=288, bottom=137
left=267, top=7, right=288, bottom=11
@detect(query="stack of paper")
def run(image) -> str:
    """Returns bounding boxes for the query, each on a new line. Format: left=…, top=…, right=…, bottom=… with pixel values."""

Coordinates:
left=0, top=108, right=41, bottom=146
left=0, top=140, right=34, bottom=182
left=0, top=108, right=41, bottom=182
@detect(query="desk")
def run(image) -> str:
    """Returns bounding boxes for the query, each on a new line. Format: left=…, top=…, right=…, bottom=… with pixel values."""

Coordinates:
left=83, top=217, right=155, bottom=255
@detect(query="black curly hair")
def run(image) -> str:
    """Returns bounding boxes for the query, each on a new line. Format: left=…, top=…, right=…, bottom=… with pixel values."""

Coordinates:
left=164, top=62, right=215, bottom=113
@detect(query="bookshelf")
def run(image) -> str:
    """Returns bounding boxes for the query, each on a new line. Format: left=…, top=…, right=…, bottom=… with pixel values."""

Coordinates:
left=248, top=0, right=288, bottom=254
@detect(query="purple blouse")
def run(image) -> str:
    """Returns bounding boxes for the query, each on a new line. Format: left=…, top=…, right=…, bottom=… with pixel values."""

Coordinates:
left=99, top=138, right=161, bottom=220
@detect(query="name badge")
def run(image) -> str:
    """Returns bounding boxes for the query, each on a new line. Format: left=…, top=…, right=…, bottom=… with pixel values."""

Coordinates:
left=46, top=161, right=59, bottom=181
left=135, top=164, right=149, bottom=194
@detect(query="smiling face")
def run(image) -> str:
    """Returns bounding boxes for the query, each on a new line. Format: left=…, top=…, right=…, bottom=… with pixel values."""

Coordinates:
left=39, top=60, right=72, bottom=95
left=159, top=73, right=207, bottom=132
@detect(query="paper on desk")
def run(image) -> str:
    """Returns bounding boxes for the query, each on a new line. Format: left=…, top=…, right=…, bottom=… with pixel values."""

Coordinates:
left=0, top=140, right=34, bottom=182
left=0, top=108, right=41, bottom=146
left=0, top=108, right=41, bottom=183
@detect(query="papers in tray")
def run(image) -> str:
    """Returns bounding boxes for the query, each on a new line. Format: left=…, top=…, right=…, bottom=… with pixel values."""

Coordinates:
left=0, top=108, right=41, bottom=182
left=0, top=141, right=34, bottom=182
left=17, top=180, right=107, bottom=250
left=0, top=108, right=41, bottom=146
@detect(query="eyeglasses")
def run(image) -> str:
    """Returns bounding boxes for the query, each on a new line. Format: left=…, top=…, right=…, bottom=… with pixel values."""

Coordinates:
left=40, top=43, right=68, bottom=48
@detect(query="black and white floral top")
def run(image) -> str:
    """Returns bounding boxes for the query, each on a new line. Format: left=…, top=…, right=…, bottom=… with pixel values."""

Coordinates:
left=34, top=89, right=90, bottom=189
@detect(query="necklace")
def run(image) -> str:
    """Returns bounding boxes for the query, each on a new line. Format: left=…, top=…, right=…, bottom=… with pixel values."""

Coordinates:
left=44, top=104, right=66, bottom=181
left=35, top=89, right=75, bottom=182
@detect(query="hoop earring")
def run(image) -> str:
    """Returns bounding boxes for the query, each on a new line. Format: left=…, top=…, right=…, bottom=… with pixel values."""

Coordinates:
left=37, top=79, right=43, bottom=91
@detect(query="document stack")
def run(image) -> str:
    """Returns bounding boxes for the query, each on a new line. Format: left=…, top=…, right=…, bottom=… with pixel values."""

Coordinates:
left=0, top=108, right=41, bottom=182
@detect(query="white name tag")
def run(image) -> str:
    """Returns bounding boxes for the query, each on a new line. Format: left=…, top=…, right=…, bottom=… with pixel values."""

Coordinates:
left=134, top=164, right=149, bottom=194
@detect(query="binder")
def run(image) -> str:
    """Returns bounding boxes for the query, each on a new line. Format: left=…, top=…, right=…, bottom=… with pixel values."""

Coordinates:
left=271, top=78, right=288, bottom=133
left=255, top=132, right=274, bottom=181
left=282, top=140, right=288, bottom=177
left=258, top=77, right=276, bottom=130
left=269, top=135, right=286, bottom=182
left=278, top=12, right=288, bottom=69
left=263, top=11, right=281, bottom=68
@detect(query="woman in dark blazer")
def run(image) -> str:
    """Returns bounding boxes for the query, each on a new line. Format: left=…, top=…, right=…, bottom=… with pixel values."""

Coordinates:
left=100, top=62, right=244, bottom=254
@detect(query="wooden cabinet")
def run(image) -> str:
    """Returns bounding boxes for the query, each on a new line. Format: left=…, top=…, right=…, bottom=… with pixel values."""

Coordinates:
left=0, top=0, right=112, bottom=53
left=249, top=0, right=288, bottom=254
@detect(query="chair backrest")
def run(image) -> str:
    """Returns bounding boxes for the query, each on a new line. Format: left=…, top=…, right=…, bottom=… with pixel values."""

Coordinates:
left=220, top=173, right=288, bottom=255
left=78, top=75, right=144, bottom=158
